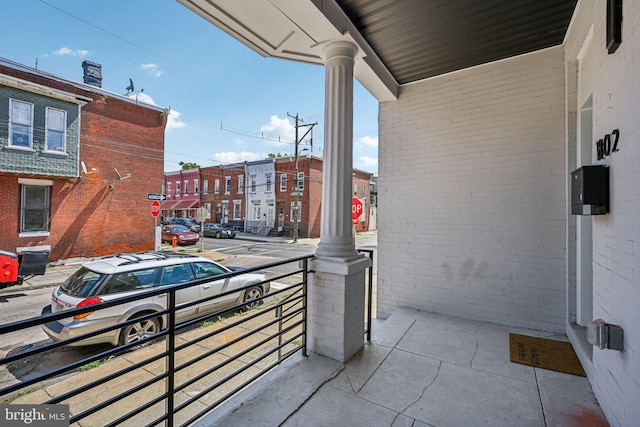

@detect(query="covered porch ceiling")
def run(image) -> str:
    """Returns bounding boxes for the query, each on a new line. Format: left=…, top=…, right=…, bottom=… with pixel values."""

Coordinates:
left=177, top=0, right=577, bottom=101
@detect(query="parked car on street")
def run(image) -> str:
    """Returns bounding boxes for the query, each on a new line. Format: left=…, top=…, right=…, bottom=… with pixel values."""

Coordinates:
left=42, top=251, right=269, bottom=346
left=169, top=217, right=200, bottom=232
left=161, top=225, right=199, bottom=245
left=202, top=223, right=236, bottom=239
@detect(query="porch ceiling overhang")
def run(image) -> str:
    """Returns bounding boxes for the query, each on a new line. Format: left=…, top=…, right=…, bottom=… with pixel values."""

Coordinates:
left=177, top=0, right=577, bottom=102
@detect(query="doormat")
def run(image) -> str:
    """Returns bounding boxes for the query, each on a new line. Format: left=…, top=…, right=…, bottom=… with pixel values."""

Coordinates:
left=509, top=333, right=586, bottom=377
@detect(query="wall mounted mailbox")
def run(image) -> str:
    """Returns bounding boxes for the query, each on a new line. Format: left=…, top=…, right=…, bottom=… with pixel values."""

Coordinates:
left=571, top=165, right=609, bottom=215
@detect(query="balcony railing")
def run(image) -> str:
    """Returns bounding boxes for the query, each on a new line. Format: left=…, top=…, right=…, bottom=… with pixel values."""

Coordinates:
left=0, top=251, right=374, bottom=426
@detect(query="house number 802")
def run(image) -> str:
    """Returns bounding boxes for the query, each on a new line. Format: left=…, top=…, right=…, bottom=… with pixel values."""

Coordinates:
left=596, top=129, right=619, bottom=160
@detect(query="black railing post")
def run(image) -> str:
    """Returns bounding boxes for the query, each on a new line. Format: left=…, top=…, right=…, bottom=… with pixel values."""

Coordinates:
left=366, top=250, right=374, bottom=342
left=166, top=290, right=177, bottom=427
left=302, top=258, right=308, bottom=357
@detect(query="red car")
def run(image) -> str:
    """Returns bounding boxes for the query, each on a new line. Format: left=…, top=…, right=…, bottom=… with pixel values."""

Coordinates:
left=161, top=225, right=199, bottom=245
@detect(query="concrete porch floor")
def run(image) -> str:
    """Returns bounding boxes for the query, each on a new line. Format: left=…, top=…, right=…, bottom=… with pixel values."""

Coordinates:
left=195, top=308, right=609, bottom=427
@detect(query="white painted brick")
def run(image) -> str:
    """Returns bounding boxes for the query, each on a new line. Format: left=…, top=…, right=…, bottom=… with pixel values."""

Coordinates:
left=378, top=46, right=567, bottom=331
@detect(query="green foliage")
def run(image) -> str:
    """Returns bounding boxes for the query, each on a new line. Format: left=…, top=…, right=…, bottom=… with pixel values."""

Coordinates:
left=179, top=161, right=200, bottom=169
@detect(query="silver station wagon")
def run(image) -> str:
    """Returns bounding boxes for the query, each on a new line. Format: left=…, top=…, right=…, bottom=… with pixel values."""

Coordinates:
left=43, top=251, right=269, bottom=346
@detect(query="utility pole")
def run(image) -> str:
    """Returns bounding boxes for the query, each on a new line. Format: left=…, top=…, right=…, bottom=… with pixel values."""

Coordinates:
left=287, top=112, right=317, bottom=243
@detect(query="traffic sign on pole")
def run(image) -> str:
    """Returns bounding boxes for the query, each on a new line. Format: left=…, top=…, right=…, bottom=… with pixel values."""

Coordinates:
left=352, top=197, right=363, bottom=224
left=151, top=200, right=161, bottom=217
left=147, top=193, right=167, bottom=201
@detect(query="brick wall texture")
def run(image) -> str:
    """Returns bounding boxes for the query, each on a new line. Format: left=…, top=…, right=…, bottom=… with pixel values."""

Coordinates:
left=377, top=46, right=567, bottom=331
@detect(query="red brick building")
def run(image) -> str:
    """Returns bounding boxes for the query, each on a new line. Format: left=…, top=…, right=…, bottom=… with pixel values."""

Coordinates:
left=0, top=58, right=167, bottom=261
left=161, top=168, right=201, bottom=221
left=199, top=163, right=245, bottom=228
left=276, top=156, right=372, bottom=237
left=193, top=157, right=372, bottom=238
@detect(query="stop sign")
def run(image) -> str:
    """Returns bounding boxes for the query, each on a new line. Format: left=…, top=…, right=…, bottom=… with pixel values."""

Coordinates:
left=151, top=200, right=161, bottom=217
left=352, top=197, right=363, bottom=224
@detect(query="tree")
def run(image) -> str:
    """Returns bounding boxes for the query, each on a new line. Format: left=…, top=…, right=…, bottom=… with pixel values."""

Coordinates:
left=179, top=161, right=200, bottom=169
left=267, top=153, right=290, bottom=158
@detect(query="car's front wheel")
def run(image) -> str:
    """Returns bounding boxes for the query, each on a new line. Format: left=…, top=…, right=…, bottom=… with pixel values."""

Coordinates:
left=242, top=286, right=263, bottom=310
left=215, top=231, right=221, bottom=239
left=119, top=314, right=160, bottom=345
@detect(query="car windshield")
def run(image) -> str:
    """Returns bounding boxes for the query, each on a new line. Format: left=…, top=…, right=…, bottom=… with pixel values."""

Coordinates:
left=60, top=266, right=106, bottom=297
left=171, top=225, right=190, bottom=233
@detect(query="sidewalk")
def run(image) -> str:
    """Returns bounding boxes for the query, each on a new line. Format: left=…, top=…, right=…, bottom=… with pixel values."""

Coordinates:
left=2, top=229, right=357, bottom=293
left=1, top=233, right=293, bottom=294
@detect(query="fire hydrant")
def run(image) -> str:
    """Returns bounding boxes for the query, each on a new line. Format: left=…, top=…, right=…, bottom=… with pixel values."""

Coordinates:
left=172, top=236, right=177, bottom=247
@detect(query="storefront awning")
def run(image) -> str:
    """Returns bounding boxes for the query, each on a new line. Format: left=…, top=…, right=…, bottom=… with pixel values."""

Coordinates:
left=170, top=200, right=199, bottom=210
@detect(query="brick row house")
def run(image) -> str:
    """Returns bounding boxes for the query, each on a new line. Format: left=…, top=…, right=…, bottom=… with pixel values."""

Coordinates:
left=160, top=168, right=201, bottom=222
left=176, top=156, right=373, bottom=238
left=0, top=58, right=167, bottom=261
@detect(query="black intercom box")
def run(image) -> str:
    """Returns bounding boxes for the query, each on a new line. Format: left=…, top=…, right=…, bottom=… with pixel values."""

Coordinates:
left=571, top=165, right=609, bottom=215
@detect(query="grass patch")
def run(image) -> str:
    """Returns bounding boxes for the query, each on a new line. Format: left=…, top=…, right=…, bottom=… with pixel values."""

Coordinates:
left=79, top=356, right=114, bottom=372
left=1, top=384, right=46, bottom=404
left=200, top=316, right=225, bottom=328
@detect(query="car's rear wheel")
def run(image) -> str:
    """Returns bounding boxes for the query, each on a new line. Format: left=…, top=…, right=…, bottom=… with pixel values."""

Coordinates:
left=242, top=286, right=263, bottom=310
left=119, top=314, right=160, bottom=345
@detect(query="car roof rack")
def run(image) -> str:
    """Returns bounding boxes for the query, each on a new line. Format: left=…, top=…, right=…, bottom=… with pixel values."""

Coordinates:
left=99, top=251, right=198, bottom=266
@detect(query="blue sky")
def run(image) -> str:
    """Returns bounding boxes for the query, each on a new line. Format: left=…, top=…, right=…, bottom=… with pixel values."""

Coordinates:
left=0, top=0, right=379, bottom=173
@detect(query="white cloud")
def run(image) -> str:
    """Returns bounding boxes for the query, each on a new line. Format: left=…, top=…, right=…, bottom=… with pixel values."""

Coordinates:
left=166, top=109, right=185, bottom=129
left=260, top=115, right=294, bottom=146
left=359, top=156, right=378, bottom=169
left=213, top=151, right=262, bottom=164
left=51, top=47, right=90, bottom=57
left=140, top=63, right=162, bottom=78
left=355, top=135, right=378, bottom=149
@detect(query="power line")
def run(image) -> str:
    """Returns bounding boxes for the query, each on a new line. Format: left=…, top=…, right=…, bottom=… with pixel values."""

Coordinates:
left=36, top=0, right=167, bottom=60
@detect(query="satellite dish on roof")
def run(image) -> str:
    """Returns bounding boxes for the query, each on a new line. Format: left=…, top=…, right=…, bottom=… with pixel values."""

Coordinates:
left=125, top=78, right=134, bottom=95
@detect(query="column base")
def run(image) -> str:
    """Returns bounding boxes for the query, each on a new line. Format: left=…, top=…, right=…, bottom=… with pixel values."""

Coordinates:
left=307, top=255, right=372, bottom=362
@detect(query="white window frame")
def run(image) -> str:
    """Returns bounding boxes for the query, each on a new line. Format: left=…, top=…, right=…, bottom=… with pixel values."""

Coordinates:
left=266, top=173, right=272, bottom=192
left=214, top=179, right=220, bottom=194
left=233, top=200, right=242, bottom=220
left=280, top=173, right=287, bottom=192
left=225, top=176, right=231, bottom=194
left=19, top=178, right=53, bottom=235
left=252, top=203, right=261, bottom=220
left=251, top=175, right=257, bottom=193
left=167, top=182, right=172, bottom=197
left=44, top=107, right=66, bottom=153
left=297, top=172, right=304, bottom=190
left=194, top=179, right=199, bottom=195
left=203, top=180, right=208, bottom=195
left=175, top=181, right=180, bottom=196
left=183, top=180, right=188, bottom=195
left=354, top=184, right=358, bottom=196
left=9, top=99, right=34, bottom=150
left=238, top=175, right=244, bottom=194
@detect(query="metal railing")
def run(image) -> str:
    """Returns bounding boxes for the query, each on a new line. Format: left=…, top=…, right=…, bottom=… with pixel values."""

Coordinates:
left=0, top=251, right=374, bottom=426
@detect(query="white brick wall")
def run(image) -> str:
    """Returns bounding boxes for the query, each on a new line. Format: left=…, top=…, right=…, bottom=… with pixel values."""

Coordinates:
left=564, top=2, right=640, bottom=426
left=377, top=46, right=567, bottom=331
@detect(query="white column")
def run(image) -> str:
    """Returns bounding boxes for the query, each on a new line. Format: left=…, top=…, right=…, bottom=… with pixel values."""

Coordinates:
left=315, top=39, right=359, bottom=261
left=307, top=37, right=371, bottom=363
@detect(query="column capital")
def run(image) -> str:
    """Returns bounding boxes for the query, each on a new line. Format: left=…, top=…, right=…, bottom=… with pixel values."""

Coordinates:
left=319, top=36, right=359, bottom=63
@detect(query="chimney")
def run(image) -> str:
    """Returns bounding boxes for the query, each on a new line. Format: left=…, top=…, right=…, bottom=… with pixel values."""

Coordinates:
left=82, top=61, right=102, bottom=88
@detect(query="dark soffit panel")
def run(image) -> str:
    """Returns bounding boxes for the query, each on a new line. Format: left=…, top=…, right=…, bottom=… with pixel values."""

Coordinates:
left=336, top=0, right=578, bottom=84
